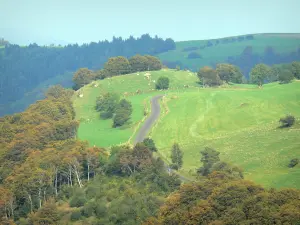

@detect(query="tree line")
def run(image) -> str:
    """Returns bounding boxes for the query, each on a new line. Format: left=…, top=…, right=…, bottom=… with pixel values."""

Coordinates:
left=72, top=55, right=162, bottom=89
left=0, top=34, right=175, bottom=112
left=196, top=61, right=300, bottom=87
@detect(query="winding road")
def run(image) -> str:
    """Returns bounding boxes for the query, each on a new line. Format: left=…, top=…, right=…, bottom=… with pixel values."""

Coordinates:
left=134, top=95, right=163, bottom=144
left=134, top=95, right=194, bottom=183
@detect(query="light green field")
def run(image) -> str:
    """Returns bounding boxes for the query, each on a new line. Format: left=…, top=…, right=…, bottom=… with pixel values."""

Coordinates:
left=74, top=69, right=300, bottom=188
left=158, top=34, right=300, bottom=71
left=73, top=69, right=199, bottom=147
left=150, top=81, right=300, bottom=189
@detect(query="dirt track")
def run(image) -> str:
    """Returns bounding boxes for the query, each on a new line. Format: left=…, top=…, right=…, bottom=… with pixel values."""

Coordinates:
left=134, top=95, right=163, bottom=144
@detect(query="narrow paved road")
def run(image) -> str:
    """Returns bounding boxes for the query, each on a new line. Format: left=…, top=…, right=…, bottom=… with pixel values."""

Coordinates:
left=134, top=95, right=163, bottom=144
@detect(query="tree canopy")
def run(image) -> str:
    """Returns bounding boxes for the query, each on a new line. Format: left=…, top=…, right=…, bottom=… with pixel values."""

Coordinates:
left=197, top=66, right=222, bottom=86
left=250, top=63, right=270, bottom=86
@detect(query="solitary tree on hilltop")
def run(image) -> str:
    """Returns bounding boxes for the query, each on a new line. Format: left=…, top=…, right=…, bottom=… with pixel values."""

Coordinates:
left=156, top=76, right=169, bottom=90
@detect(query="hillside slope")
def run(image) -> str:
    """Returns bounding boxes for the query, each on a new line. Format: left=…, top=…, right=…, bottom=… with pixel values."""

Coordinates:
left=74, top=69, right=300, bottom=189
left=150, top=81, right=300, bottom=189
left=158, top=33, right=300, bottom=73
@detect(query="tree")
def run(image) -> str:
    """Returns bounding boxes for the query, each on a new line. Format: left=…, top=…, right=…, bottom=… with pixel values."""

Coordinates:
left=250, top=64, right=270, bottom=86
left=197, top=66, right=222, bottom=86
left=94, top=69, right=109, bottom=80
left=144, top=55, right=162, bottom=71
left=216, top=63, right=243, bottom=83
left=279, top=115, right=295, bottom=128
left=113, top=108, right=131, bottom=128
left=291, top=61, right=300, bottom=79
left=170, top=143, right=183, bottom=170
left=95, top=93, right=120, bottom=119
left=156, top=76, right=169, bottom=90
left=112, top=99, right=132, bottom=127
left=103, top=56, right=131, bottom=76
left=197, top=147, right=220, bottom=176
left=142, top=138, right=157, bottom=152
left=72, top=68, right=95, bottom=90
left=129, top=55, right=148, bottom=72
left=278, top=70, right=294, bottom=84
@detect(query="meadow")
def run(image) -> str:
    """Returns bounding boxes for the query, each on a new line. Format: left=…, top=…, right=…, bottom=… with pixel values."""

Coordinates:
left=74, top=69, right=300, bottom=188
left=150, top=82, right=300, bottom=189
left=73, top=69, right=199, bottom=147
left=157, top=34, right=300, bottom=71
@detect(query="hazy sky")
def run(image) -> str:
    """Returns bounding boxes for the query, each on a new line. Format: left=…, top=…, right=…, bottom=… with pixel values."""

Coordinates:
left=1, top=0, right=300, bottom=45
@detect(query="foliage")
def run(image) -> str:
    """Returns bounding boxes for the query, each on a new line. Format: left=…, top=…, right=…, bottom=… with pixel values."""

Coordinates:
left=155, top=76, right=169, bottom=90
left=250, top=63, right=270, bottom=86
left=27, top=198, right=61, bottom=225
left=216, top=63, right=243, bottom=83
left=288, top=158, right=299, bottom=168
left=69, top=191, right=87, bottom=207
left=72, top=68, right=95, bottom=90
left=95, top=92, right=120, bottom=119
left=278, top=70, right=294, bottom=84
left=291, top=61, right=300, bottom=79
left=70, top=210, right=82, bottom=221
left=170, top=143, right=183, bottom=170
left=103, top=56, right=131, bottom=76
left=144, top=55, right=162, bottom=71
left=197, top=66, right=222, bottom=86
left=113, top=99, right=133, bottom=127
left=129, top=55, right=148, bottom=72
left=142, top=138, right=157, bottom=152
left=197, top=147, right=220, bottom=176
left=279, top=115, right=295, bottom=128
left=147, top=176, right=300, bottom=225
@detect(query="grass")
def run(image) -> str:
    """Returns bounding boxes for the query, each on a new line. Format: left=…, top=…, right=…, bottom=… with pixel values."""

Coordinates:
left=157, top=34, right=300, bottom=71
left=150, top=81, right=300, bottom=189
left=73, top=69, right=300, bottom=189
left=73, top=69, right=199, bottom=147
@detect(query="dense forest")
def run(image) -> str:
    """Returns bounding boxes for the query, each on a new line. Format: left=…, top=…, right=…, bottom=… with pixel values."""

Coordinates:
left=0, top=34, right=175, bottom=113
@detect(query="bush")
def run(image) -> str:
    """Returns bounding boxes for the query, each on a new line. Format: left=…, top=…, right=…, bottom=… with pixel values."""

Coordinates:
left=156, top=76, right=169, bottom=90
left=170, top=163, right=179, bottom=170
left=187, top=52, right=202, bottom=59
left=278, top=70, right=294, bottom=84
left=70, top=210, right=82, bottom=221
left=143, top=138, right=157, bottom=152
left=82, top=202, right=96, bottom=217
left=95, top=203, right=107, bottom=218
left=279, top=115, right=295, bottom=128
left=288, top=158, right=299, bottom=168
left=69, top=195, right=87, bottom=207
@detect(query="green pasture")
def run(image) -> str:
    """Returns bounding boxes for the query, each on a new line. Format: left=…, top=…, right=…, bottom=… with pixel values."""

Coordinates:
left=150, top=81, right=300, bottom=189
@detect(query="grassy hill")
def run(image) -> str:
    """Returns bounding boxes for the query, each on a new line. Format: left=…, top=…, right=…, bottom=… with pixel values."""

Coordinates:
left=73, top=69, right=198, bottom=147
left=157, top=33, right=300, bottom=71
left=74, top=69, right=300, bottom=189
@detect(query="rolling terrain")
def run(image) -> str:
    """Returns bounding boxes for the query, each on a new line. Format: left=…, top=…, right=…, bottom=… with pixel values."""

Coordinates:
left=2, top=33, right=300, bottom=116
left=157, top=33, right=300, bottom=72
left=74, top=69, right=300, bottom=189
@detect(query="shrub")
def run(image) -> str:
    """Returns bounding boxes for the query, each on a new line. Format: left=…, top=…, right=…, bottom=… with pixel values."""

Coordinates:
left=70, top=210, right=82, bottom=221
left=69, top=195, right=87, bottom=207
left=95, top=203, right=107, bottom=218
left=279, top=115, right=295, bottom=128
left=278, top=70, right=294, bottom=84
left=143, top=138, right=157, bottom=152
left=170, top=163, right=179, bottom=170
left=156, top=76, right=169, bottom=90
left=288, top=158, right=299, bottom=168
